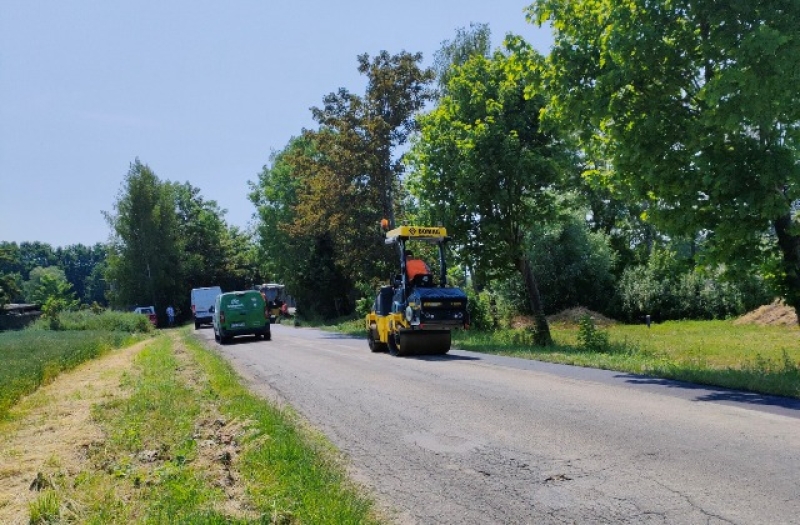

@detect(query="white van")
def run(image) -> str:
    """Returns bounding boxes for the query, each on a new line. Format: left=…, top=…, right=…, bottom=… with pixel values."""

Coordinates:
left=191, top=286, right=222, bottom=329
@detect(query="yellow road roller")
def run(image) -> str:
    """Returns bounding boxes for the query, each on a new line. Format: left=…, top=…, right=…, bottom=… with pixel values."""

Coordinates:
left=366, top=224, right=469, bottom=356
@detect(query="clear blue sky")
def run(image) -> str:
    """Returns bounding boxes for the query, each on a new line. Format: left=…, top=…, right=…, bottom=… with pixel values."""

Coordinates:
left=0, top=1, right=553, bottom=248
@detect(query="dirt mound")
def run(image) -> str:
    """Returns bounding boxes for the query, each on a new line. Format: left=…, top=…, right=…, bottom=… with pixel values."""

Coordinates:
left=511, top=307, right=616, bottom=329
left=547, top=307, right=617, bottom=326
left=734, top=300, right=799, bottom=327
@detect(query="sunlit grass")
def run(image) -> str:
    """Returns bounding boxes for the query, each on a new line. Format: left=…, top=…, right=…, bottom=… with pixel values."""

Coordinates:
left=0, top=330, right=142, bottom=420
left=3, top=322, right=381, bottom=524
left=33, top=329, right=380, bottom=523
left=183, top=331, right=381, bottom=524
left=455, top=320, right=800, bottom=398
left=329, top=314, right=800, bottom=398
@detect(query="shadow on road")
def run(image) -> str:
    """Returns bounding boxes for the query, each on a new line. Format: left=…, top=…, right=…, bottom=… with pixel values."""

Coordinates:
left=217, top=335, right=270, bottom=346
left=405, top=354, right=482, bottom=362
left=317, top=332, right=362, bottom=340
left=616, top=374, right=800, bottom=412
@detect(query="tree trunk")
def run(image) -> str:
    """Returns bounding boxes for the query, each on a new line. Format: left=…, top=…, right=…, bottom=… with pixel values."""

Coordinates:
left=518, top=255, right=553, bottom=346
left=773, top=212, right=800, bottom=325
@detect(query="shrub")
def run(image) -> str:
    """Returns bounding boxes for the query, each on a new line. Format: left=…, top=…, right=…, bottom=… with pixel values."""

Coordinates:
left=30, top=309, right=154, bottom=333
left=355, top=281, right=378, bottom=318
left=578, top=314, right=610, bottom=353
left=466, top=288, right=496, bottom=331
left=613, top=250, right=771, bottom=322
left=490, top=277, right=530, bottom=328
left=528, top=217, right=617, bottom=315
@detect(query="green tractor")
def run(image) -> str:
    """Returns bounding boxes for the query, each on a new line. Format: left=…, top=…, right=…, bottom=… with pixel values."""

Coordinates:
left=365, top=225, right=469, bottom=356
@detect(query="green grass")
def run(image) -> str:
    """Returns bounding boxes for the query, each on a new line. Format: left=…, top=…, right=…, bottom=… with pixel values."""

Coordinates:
left=28, top=309, right=157, bottom=333
left=82, top=336, right=227, bottom=523
left=0, top=329, right=142, bottom=420
left=183, top=331, right=380, bottom=524
left=457, top=320, right=800, bottom=398
left=33, top=329, right=381, bottom=524
left=330, top=316, right=800, bottom=399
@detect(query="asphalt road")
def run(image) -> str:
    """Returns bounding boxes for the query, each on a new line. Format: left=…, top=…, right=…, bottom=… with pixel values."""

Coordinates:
left=194, top=324, right=800, bottom=524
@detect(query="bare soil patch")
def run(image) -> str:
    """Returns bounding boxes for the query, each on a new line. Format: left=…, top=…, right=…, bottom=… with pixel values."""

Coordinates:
left=511, top=307, right=617, bottom=329
left=547, top=307, right=617, bottom=327
left=734, top=300, right=799, bottom=327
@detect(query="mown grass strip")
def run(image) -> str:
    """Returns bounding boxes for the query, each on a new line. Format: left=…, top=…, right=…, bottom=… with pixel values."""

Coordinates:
left=0, top=330, right=141, bottom=420
left=182, top=331, right=381, bottom=525
left=63, top=335, right=233, bottom=524
left=28, top=329, right=380, bottom=523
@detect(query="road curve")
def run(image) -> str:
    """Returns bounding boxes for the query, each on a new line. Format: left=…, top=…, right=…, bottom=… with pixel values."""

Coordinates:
left=194, top=324, right=800, bottom=525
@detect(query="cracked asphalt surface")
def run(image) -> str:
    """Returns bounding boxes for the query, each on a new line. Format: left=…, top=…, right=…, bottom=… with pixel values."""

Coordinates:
left=196, top=324, right=800, bottom=524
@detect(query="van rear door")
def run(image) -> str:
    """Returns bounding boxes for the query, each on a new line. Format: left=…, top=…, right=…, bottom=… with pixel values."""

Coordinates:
left=191, top=286, right=222, bottom=328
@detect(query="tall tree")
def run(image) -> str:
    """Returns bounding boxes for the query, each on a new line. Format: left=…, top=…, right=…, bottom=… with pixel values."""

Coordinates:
left=311, top=51, right=435, bottom=230
left=104, top=159, right=182, bottom=315
left=0, top=242, right=57, bottom=280
left=279, top=128, right=375, bottom=316
left=408, top=38, right=572, bottom=345
left=0, top=244, right=21, bottom=307
left=530, top=0, right=800, bottom=321
left=21, top=266, right=78, bottom=308
left=170, top=181, right=230, bottom=290
left=433, top=22, right=492, bottom=94
left=83, top=261, right=108, bottom=306
left=54, top=243, right=107, bottom=304
left=250, top=51, right=435, bottom=318
left=249, top=136, right=310, bottom=289
left=217, top=225, right=264, bottom=292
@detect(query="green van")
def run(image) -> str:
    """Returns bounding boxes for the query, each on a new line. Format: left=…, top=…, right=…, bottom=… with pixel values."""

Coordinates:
left=212, top=290, right=271, bottom=343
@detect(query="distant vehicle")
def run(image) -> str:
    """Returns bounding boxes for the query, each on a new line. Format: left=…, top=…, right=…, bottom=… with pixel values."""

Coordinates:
left=191, top=286, right=222, bottom=329
left=212, top=290, right=271, bottom=344
left=133, top=306, right=158, bottom=326
left=258, top=283, right=294, bottom=323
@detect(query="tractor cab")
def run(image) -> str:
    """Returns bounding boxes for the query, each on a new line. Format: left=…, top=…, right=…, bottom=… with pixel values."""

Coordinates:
left=258, top=283, right=288, bottom=323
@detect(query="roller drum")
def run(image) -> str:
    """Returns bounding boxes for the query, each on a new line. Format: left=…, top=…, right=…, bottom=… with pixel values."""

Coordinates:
left=396, top=330, right=451, bottom=356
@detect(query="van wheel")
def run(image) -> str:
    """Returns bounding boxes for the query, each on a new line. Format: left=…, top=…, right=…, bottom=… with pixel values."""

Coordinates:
left=195, top=321, right=200, bottom=330
left=214, top=329, right=220, bottom=342
left=264, top=331, right=271, bottom=341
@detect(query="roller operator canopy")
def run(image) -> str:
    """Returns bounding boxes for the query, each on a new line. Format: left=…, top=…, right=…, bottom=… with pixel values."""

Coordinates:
left=385, top=225, right=448, bottom=244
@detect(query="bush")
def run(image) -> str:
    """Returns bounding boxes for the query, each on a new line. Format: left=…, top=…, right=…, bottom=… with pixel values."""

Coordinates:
left=29, top=309, right=155, bottom=333
left=355, top=281, right=378, bottom=318
left=614, top=259, right=772, bottom=322
left=466, top=288, right=496, bottom=331
left=528, top=218, right=617, bottom=315
left=490, top=278, right=530, bottom=328
left=577, top=315, right=610, bottom=352
left=488, top=217, right=618, bottom=322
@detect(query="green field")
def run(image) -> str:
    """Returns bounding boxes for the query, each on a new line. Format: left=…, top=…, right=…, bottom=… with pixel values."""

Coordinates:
left=334, top=318, right=800, bottom=399
left=0, top=330, right=141, bottom=420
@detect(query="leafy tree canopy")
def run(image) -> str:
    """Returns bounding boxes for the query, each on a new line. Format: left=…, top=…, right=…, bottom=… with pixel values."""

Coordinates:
left=250, top=51, right=435, bottom=318
left=433, top=22, right=492, bottom=94
left=104, top=159, right=183, bottom=312
left=21, top=266, right=78, bottom=308
left=529, top=0, right=800, bottom=319
left=408, top=37, right=576, bottom=344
